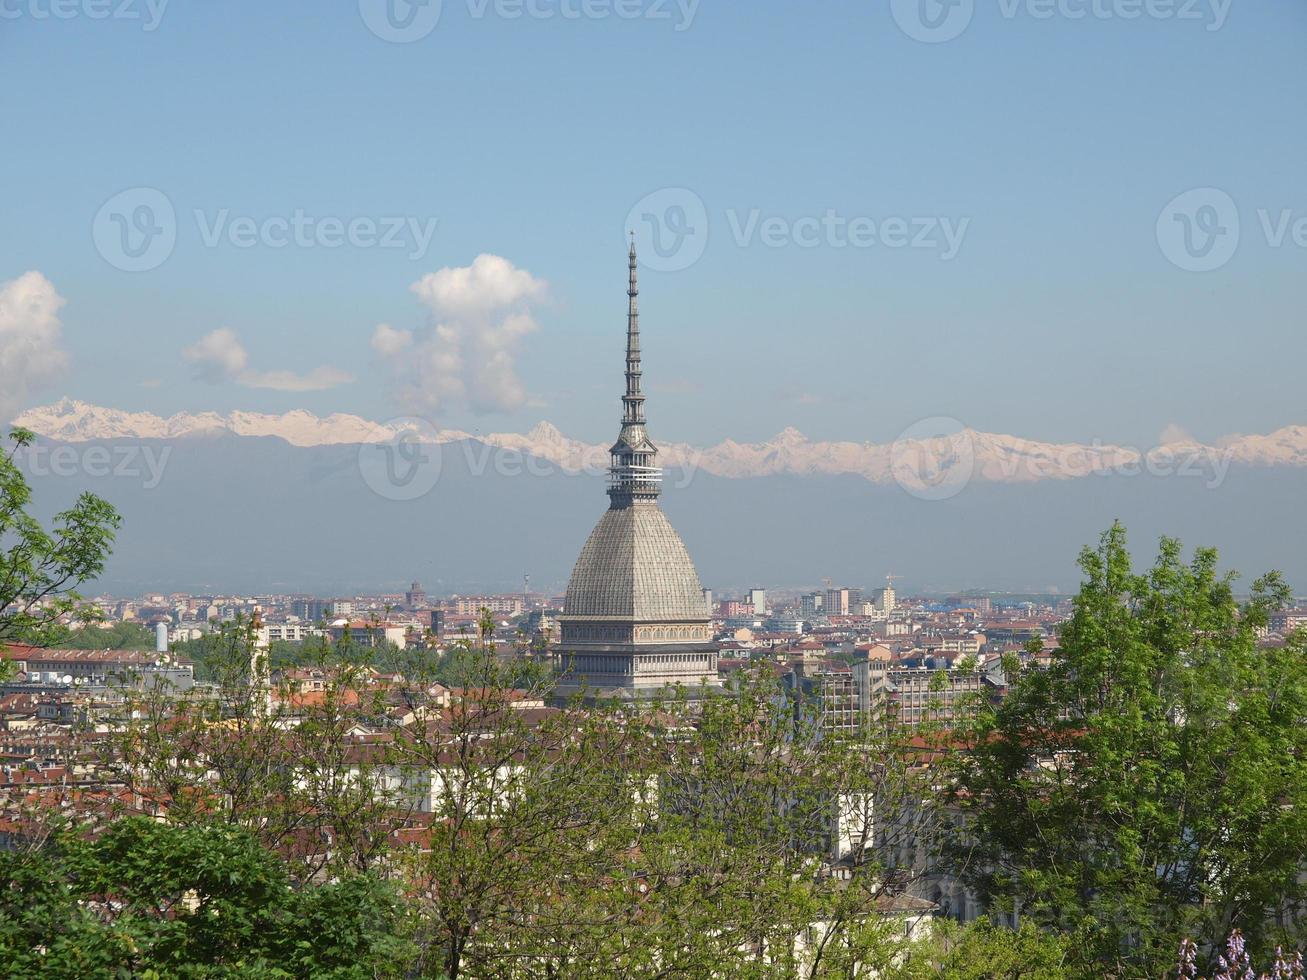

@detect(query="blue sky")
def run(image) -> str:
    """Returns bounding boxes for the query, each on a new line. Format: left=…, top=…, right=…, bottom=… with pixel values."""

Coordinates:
left=2, top=0, right=1304, bottom=450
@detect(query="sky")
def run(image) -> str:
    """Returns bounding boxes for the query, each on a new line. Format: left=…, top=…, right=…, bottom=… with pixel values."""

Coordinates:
left=2, top=0, right=1305, bottom=453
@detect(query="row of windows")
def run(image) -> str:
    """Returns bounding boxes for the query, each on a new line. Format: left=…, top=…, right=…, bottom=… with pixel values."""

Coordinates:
left=567, top=653, right=716, bottom=674
left=566, top=626, right=707, bottom=642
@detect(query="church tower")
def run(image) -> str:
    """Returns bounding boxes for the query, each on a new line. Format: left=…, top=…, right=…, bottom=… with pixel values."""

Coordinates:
left=555, top=241, right=718, bottom=698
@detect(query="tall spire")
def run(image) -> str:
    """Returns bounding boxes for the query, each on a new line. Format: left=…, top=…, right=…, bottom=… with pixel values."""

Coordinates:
left=623, top=233, right=643, bottom=426
left=608, top=238, right=660, bottom=505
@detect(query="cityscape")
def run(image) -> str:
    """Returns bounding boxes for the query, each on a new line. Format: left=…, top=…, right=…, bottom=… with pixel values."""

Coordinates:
left=3, top=245, right=1305, bottom=978
left=3, top=1, right=1306, bottom=978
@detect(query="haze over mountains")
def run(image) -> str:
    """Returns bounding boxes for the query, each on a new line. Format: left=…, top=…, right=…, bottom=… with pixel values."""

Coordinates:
left=12, top=399, right=1307, bottom=596
left=18, top=399, right=1307, bottom=485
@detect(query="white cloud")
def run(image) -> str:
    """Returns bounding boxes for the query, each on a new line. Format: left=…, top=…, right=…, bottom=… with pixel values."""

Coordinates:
left=410, top=253, right=546, bottom=318
left=184, top=328, right=352, bottom=392
left=0, top=271, right=68, bottom=424
left=374, top=254, right=547, bottom=416
left=370, top=323, right=412, bottom=356
left=240, top=366, right=354, bottom=392
left=183, top=327, right=248, bottom=382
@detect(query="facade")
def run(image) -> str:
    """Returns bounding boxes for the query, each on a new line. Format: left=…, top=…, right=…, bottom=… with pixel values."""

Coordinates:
left=768, top=616, right=805, bottom=635
left=405, top=581, right=427, bottom=609
left=822, top=587, right=864, bottom=618
left=555, top=243, right=718, bottom=698
left=0, top=645, right=195, bottom=687
left=450, top=596, right=525, bottom=616
left=876, top=585, right=897, bottom=614
left=257, top=621, right=323, bottom=646
left=853, top=660, right=989, bottom=727
left=291, top=598, right=329, bottom=621
left=325, top=621, right=412, bottom=649
left=785, top=663, right=860, bottom=734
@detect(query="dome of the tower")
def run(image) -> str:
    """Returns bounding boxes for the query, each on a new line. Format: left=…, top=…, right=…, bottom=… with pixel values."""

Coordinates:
left=563, top=500, right=709, bottom=623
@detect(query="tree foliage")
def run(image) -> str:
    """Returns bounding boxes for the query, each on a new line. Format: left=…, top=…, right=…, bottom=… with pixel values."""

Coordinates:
left=0, top=816, right=407, bottom=978
left=104, top=611, right=941, bottom=978
left=50, top=620, right=155, bottom=651
left=110, top=617, right=411, bottom=884
left=949, top=522, right=1307, bottom=977
left=927, top=918, right=1072, bottom=979
left=0, top=428, right=120, bottom=650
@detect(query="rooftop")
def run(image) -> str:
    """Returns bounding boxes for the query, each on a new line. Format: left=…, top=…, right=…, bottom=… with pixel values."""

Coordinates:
left=562, top=500, right=708, bottom=624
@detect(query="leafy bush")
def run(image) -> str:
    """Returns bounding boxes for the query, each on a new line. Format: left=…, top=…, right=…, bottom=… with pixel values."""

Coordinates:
left=0, top=817, right=409, bottom=978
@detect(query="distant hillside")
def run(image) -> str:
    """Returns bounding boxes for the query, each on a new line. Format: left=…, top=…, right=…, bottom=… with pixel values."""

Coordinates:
left=17, top=400, right=1307, bottom=490
left=13, top=430, right=1305, bottom=596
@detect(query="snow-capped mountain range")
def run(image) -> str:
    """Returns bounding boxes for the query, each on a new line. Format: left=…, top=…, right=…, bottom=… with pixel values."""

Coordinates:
left=13, top=398, right=1307, bottom=488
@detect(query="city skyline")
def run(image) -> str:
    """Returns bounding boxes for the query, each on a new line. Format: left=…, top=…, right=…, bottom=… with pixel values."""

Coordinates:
left=6, top=3, right=1307, bottom=976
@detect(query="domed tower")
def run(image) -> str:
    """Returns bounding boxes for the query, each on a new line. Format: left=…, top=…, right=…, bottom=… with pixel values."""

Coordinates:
left=555, top=241, right=718, bottom=698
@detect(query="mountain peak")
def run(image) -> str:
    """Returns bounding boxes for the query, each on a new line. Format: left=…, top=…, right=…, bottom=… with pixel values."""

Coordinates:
left=11, top=401, right=1307, bottom=485
left=526, top=421, right=566, bottom=443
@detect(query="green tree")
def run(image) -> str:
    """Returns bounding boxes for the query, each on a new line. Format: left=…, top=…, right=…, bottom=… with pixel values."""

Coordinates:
left=0, top=427, right=120, bottom=658
left=493, top=668, right=937, bottom=979
left=926, top=918, right=1072, bottom=979
left=110, top=617, right=411, bottom=884
left=51, top=620, right=155, bottom=650
left=0, top=816, right=408, bottom=978
left=948, top=523, right=1307, bottom=978
left=385, top=620, right=937, bottom=979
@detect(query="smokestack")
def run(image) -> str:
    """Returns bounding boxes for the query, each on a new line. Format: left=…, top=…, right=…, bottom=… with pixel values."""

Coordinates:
left=155, top=622, right=169, bottom=654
